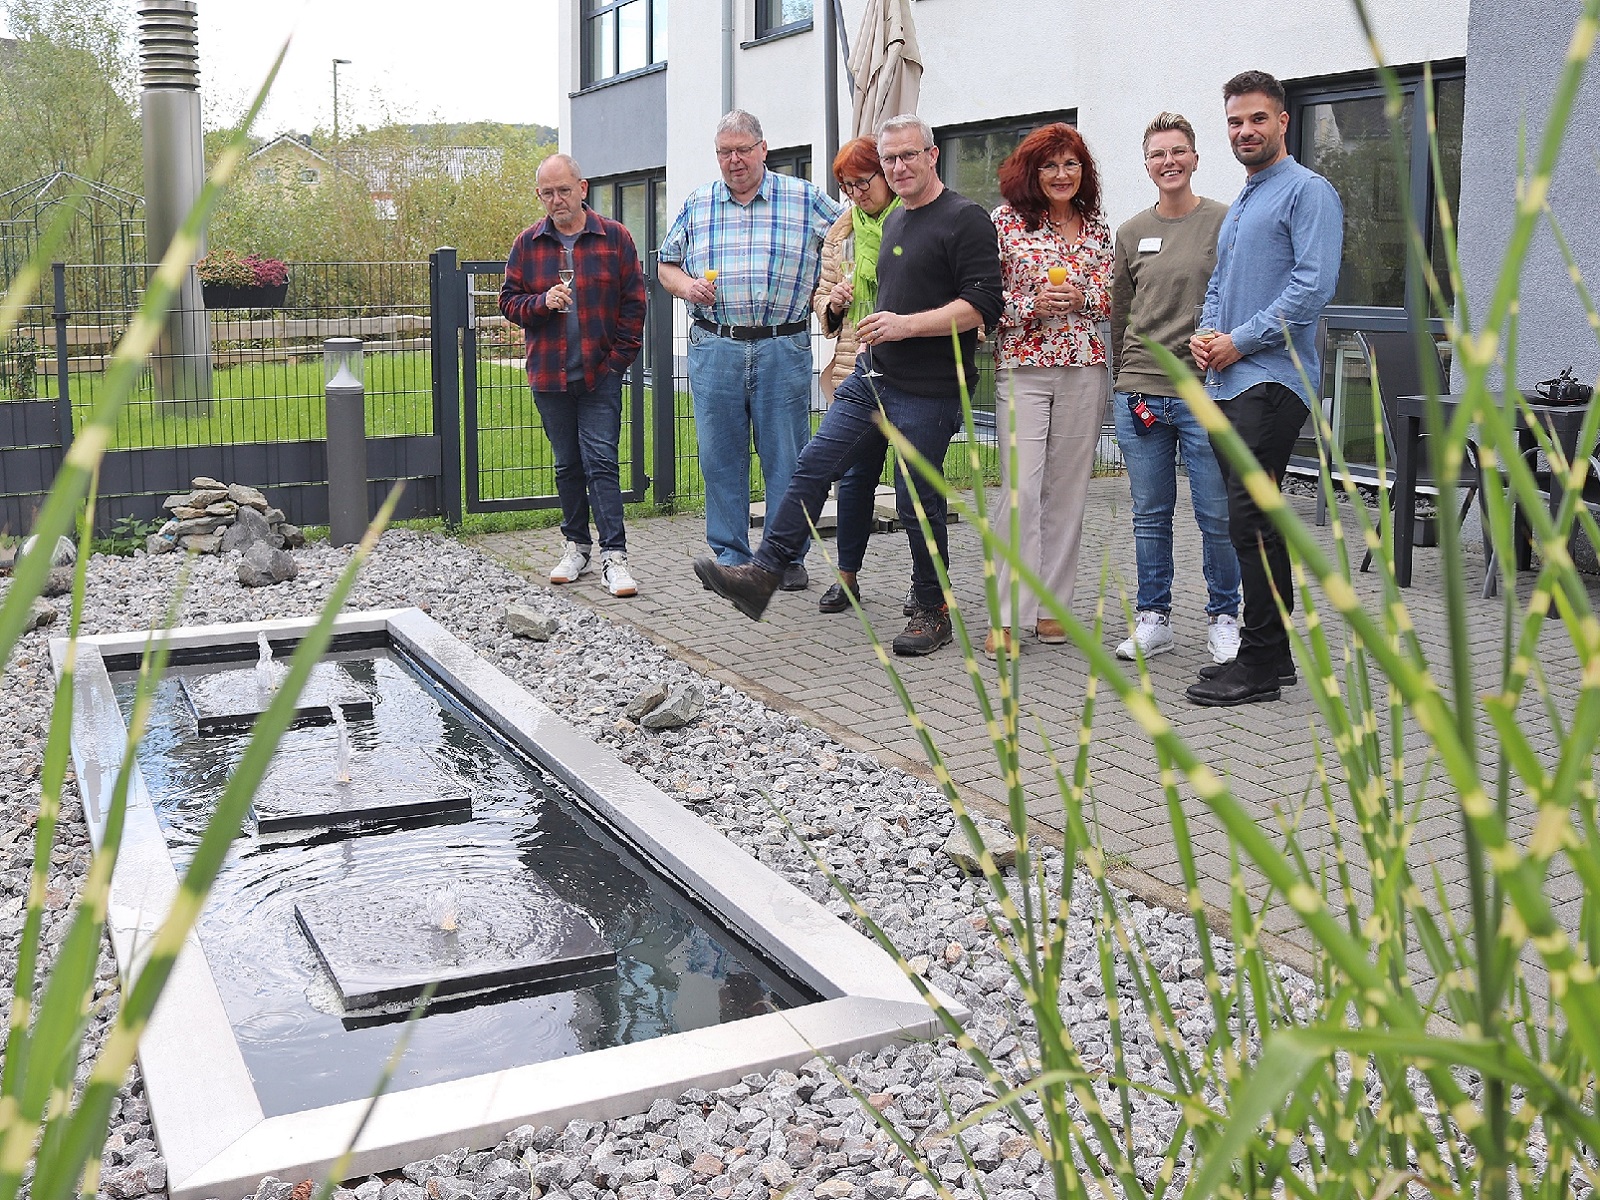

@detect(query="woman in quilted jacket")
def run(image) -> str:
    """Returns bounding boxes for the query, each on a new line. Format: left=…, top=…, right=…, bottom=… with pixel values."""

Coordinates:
left=810, top=136, right=902, bottom=615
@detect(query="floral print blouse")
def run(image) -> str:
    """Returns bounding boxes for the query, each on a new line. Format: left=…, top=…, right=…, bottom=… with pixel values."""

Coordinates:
left=991, top=204, right=1113, bottom=370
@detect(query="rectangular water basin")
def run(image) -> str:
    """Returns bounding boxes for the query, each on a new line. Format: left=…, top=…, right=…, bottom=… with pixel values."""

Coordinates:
left=57, top=609, right=960, bottom=1200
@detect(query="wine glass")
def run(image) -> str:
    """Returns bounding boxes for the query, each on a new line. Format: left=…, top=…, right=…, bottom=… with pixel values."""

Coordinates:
left=703, top=267, right=718, bottom=283
left=556, top=248, right=576, bottom=312
left=840, top=234, right=856, bottom=284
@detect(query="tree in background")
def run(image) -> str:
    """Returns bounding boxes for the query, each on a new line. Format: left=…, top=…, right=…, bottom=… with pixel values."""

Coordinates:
left=204, top=120, right=556, bottom=266
left=0, top=0, right=141, bottom=194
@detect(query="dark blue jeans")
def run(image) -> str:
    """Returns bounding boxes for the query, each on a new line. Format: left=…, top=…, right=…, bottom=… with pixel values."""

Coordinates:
left=754, top=368, right=960, bottom=610
left=533, top=371, right=626, bottom=554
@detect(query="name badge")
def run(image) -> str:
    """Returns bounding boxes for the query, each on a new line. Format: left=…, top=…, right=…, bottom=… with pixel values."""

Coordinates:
left=1137, top=236, right=1162, bottom=253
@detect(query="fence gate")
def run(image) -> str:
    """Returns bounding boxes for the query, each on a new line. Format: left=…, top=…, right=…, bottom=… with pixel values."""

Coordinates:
left=430, top=248, right=657, bottom=523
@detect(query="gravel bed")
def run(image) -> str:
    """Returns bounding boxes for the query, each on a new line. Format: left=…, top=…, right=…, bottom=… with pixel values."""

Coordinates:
left=0, top=531, right=1303, bottom=1200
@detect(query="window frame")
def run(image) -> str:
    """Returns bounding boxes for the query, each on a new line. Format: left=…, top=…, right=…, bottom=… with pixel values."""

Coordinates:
left=754, top=0, right=812, bottom=41
left=764, top=145, right=812, bottom=182
left=1286, top=60, right=1465, bottom=323
left=580, top=0, right=667, bottom=88
left=1281, top=64, right=1467, bottom=473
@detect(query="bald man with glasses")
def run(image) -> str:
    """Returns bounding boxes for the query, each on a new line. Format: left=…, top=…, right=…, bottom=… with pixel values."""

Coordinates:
left=658, top=110, right=842, bottom=586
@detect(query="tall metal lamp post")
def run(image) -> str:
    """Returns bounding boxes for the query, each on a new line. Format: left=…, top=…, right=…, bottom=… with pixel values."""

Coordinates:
left=332, top=57, right=351, bottom=145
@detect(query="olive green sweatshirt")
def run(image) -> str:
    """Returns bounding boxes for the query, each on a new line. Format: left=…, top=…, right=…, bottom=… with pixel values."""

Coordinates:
left=1110, top=197, right=1227, bottom=395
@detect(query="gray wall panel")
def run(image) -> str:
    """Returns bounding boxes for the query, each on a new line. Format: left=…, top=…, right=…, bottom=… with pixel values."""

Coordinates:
left=571, top=69, right=668, bottom=179
left=0, top=446, right=61, bottom=495
left=0, top=401, right=60, bottom=448
left=1458, top=0, right=1600, bottom=390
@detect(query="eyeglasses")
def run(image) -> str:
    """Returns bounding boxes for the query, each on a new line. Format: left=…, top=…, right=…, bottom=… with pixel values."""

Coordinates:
left=1144, top=147, right=1194, bottom=163
left=1037, top=160, right=1083, bottom=176
left=715, top=142, right=764, bottom=160
left=879, top=147, right=929, bottom=167
left=537, top=185, right=577, bottom=201
left=839, top=174, right=879, bottom=195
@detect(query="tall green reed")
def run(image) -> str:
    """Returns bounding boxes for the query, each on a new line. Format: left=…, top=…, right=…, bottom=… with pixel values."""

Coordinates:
left=802, top=2, right=1600, bottom=1197
left=0, top=45, right=402, bottom=1200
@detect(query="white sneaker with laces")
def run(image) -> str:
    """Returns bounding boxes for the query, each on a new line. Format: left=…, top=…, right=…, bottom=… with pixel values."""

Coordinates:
left=549, top=541, right=591, bottom=584
left=600, top=550, right=637, bottom=597
left=1115, top=610, right=1174, bottom=660
left=1207, top=613, right=1241, bottom=664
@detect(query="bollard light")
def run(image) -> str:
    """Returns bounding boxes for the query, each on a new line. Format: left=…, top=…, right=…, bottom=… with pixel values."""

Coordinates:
left=323, top=337, right=368, bottom=546
left=324, top=337, right=364, bottom=392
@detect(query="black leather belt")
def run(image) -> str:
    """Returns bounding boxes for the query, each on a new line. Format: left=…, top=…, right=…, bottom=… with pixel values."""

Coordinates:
left=694, top=318, right=807, bottom=341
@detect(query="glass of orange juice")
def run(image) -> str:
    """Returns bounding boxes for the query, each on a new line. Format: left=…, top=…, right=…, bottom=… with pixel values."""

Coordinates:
left=704, top=268, right=718, bottom=282
left=1046, top=266, right=1068, bottom=287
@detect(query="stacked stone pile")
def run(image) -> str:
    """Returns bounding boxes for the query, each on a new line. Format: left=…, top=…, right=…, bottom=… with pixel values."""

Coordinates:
left=146, top=477, right=305, bottom=557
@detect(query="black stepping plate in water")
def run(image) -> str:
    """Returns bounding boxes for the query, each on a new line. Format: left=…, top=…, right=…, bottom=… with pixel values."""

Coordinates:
left=295, top=877, right=617, bottom=1011
left=254, top=749, right=471, bottom=835
left=180, top=663, right=373, bottom=737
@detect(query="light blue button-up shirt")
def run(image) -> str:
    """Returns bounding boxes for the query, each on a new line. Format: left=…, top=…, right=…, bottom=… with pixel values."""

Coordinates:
left=1201, top=155, right=1343, bottom=407
left=658, top=168, right=842, bottom=327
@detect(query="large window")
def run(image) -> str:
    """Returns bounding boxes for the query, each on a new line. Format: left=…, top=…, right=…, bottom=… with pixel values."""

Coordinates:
left=934, top=110, right=1077, bottom=214
left=1291, top=65, right=1465, bottom=312
left=587, top=170, right=669, bottom=367
left=756, top=0, right=811, bottom=38
left=1286, top=65, right=1466, bottom=467
left=582, top=0, right=667, bottom=87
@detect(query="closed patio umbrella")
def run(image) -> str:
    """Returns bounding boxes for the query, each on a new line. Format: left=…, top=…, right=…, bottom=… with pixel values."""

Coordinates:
left=849, top=0, right=923, bottom=140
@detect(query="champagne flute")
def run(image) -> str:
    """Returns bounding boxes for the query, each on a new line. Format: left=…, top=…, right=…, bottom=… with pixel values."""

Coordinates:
left=840, top=234, right=856, bottom=284
left=1193, top=303, right=1219, bottom=387
left=1045, top=265, right=1069, bottom=325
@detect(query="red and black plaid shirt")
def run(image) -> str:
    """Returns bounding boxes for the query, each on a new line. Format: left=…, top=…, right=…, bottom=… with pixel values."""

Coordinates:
left=499, top=207, right=647, bottom=393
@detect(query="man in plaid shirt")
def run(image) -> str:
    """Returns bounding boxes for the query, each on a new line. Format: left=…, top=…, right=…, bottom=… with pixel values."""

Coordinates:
left=658, top=110, right=842, bottom=586
left=501, top=154, right=647, bottom=597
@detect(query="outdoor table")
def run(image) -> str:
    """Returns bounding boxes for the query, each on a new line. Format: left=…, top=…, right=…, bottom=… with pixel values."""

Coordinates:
left=1392, top=392, right=1591, bottom=590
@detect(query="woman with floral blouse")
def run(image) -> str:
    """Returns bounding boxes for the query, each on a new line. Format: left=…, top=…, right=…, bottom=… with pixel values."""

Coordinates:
left=987, top=123, right=1113, bottom=658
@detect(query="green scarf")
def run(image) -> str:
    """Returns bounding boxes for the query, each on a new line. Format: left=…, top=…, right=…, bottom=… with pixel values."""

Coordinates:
left=846, top=198, right=899, bottom=327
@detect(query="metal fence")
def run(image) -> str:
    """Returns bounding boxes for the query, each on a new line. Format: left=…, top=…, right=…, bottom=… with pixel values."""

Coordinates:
left=42, top=261, right=434, bottom=446
left=1, top=255, right=1120, bottom=536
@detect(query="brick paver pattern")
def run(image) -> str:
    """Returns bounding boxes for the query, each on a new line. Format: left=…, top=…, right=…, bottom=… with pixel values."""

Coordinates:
left=477, top=478, right=1594, bottom=1002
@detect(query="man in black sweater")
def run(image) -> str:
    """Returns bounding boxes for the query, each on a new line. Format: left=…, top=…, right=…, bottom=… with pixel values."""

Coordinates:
left=695, top=113, right=1003, bottom=655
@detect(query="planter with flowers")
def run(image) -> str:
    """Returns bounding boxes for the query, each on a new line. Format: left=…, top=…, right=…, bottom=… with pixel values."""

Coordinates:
left=197, top=250, right=290, bottom=309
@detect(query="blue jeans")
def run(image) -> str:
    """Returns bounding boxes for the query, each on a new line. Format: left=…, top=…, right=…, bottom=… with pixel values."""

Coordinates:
left=834, top=453, right=883, bottom=574
left=755, top=368, right=960, bottom=610
left=686, top=324, right=813, bottom=565
left=1113, top=389, right=1239, bottom=618
left=533, top=371, right=626, bottom=553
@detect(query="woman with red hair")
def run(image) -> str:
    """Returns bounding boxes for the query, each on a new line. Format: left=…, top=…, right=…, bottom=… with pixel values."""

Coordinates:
left=810, top=135, right=901, bottom=614
left=986, top=123, right=1112, bottom=658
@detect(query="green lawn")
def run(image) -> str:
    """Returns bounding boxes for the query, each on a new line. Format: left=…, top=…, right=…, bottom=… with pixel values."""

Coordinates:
left=50, top=349, right=1012, bottom=513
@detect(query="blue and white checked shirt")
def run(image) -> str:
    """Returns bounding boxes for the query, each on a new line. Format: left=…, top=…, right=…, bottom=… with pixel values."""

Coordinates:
left=658, top=168, right=842, bottom=327
left=1200, top=155, right=1343, bottom=408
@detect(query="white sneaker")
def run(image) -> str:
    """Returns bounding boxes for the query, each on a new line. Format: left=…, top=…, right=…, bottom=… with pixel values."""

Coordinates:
left=1207, top=613, right=1241, bottom=664
left=600, top=550, right=637, bottom=597
left=1115, top=610, right=1174, bottom=660
left=549, top=541, right=591, bottom=584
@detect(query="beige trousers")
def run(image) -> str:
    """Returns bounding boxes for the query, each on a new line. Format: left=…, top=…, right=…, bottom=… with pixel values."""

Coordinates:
left=993, top=365, right=1108, bottom=628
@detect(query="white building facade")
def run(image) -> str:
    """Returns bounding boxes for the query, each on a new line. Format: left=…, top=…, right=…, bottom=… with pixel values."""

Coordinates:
left=557, top=0, right=1475, bottom=466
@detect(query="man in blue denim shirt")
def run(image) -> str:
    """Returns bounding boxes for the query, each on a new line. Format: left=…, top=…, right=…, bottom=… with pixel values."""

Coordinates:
left=1186, top=70, right=1343, bottom=707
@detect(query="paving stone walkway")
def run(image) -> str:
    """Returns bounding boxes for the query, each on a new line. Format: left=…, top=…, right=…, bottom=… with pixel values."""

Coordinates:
left=474, top=477, right=1593, bottom=989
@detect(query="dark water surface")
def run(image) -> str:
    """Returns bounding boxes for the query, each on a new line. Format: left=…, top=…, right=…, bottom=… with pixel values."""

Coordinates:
left=117, top=647, right=814, bottom=1116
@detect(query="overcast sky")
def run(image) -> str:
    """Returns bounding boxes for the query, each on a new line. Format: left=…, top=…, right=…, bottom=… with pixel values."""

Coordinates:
left=177, top=0, right=560, bottom=134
